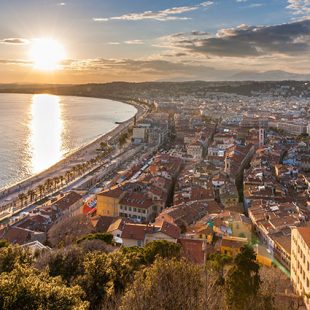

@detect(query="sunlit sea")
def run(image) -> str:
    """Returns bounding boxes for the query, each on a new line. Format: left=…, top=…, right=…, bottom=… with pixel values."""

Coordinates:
left=0, top=93, right=136, bottom=190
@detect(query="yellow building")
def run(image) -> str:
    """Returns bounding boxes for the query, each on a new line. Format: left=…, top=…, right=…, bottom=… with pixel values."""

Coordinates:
left=220, top=236, right=247, bottom=257
left=96, top=187, right=125, bottom=217
left=291, top=227, right=310, bottom=309
left=213, top=211, right=252, bottom=243
left=254, top=244, right=273, bottom=267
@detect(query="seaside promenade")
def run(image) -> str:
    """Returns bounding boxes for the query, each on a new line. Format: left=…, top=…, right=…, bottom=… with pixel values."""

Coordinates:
left=0, top=99, right=148, bottom=220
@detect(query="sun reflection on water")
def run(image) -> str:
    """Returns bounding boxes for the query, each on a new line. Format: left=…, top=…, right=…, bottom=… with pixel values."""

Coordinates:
left=29, top=94, right=63, bottom=173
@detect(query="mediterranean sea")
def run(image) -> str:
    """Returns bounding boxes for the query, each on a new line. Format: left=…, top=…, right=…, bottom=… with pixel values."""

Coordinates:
left=0, top=93, right=136, bottom=190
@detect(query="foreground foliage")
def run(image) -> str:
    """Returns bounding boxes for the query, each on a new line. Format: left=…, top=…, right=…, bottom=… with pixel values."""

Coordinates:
left=0, top=241, right=298, bottom=310
left=0, top=265, right=88, bottom=309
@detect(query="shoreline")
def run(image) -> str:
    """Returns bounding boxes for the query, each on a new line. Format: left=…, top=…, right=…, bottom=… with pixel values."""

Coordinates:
left=0, top=95, right=144, bottom=207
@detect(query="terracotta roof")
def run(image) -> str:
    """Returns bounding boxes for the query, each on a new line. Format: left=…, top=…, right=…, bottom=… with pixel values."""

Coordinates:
left=98, top=187, right=124, bottom=199
left=120, top=192, right=154, bottom=210
left=174, top=186, right=214, bottom=205
left=297, top=227, right=310, bottom=249
left=52, top=191, right=83, bottom=211
left=121, top=223, right=152, bottom=240
left=158, top=221, right=181, bottom=239
left=221, top=238, right=247, bottom=249
left=17, top=214, right=51, bottom=232
left=271, top=232, right=291, bottom=254
left=0, top=226, right=32, bottom=244
left=91, top=216, right=118, bottom=232
left=107, top=218, right=127, bottom=233
left=178, top=238, right=205, bottom=264
left=157, top=201, right=209, bottom=227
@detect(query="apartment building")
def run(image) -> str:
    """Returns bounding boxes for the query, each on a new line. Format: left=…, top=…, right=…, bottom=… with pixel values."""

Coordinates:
left=291, top=227, right=310, bottom=309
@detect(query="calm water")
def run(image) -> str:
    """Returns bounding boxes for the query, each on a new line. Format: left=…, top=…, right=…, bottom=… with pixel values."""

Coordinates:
left=0, top=93, right=136, bottom=190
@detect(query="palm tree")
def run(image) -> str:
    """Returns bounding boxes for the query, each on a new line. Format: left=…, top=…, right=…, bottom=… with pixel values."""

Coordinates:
left=38, top=184, right=45, bottom=198
left=100, top=141, right=107, bottom=150
left=18, top=193, right=27, bottom=207
left=82, top=163, right=88, bottom=172
left=45, top=178, right=53, bottom=193
left=65, top=171, right=71, bottom=183
left=27, top=189, right=36, bottom=202
left=75, top=164, right=83, bottom=176
left=72, top=166, right=78, bottom=178
left=59, top=175, right=65, bottom=186
left=53, top=177, right=59, bottom=190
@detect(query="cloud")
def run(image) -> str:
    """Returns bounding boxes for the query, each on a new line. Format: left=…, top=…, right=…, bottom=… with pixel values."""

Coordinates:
left=64, top=57, right=233, bottom=81
left=287, top=0, right=310, bottom=15
left=0, top=59, right=31, bottom=65
left=170, top=20, right=310, bottom=57
left=0, top=38, right=29, bottom=45
left=124, top=40, right=144, bottom=45
left=93, top=18, right=109, bottom=22
left=93, top=1, right=213, bottom=22
left=57, top=2, right=66, bottom=6
left=108, top=42, right=121, bottom=45
left=247, top=3, right=264, bottom=8
left=172, top=31, right=210, bottom=37
left=2, top=55, right=309, bottom=83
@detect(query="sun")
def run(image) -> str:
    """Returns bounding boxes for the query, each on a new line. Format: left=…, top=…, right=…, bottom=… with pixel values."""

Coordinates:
left=29, top=38, right=66, bottom=71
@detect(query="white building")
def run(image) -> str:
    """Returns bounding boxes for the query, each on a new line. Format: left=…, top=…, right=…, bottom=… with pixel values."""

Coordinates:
left=133, top=126, right=148, bottom=144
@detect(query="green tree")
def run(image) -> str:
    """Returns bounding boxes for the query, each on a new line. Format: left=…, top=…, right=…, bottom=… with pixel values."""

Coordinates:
left=143, top=240, right=181, bottom=264
left=207, top=253, right=232, bottom=285
left=0, top=265, right=88, bottom=310
left=107, top=249, right=145, bottom=294
left=225, top=245, right=261, bottom=310
left=0, top=246, right=32, bottom=273
left=35, top=246, right=84, bottom=284
left=79, top=239, right=113, bottom=253
left=76, top=252, right=114, bottom=309
left=77, top=232, right=114, bottom=245
left=74, top=247, right=145, bottom=309
left=120, top=258, right=204, bottom=310
left=0, top=240, right=9, bottom=248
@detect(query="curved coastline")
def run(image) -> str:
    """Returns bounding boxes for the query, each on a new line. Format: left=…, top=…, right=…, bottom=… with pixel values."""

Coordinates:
left=0, top=94, right=143, bottom=206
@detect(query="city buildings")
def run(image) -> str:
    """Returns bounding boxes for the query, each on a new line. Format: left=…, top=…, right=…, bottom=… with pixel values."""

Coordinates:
left=291, top=227, right=310, bottom=309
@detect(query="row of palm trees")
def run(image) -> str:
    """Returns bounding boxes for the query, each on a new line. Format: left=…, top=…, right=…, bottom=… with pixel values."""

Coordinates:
left=1, top=144, right=114, bottom=214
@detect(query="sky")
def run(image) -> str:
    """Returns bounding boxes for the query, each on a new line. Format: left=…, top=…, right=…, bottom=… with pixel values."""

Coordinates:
left=0, top=0, right=309, bottom=83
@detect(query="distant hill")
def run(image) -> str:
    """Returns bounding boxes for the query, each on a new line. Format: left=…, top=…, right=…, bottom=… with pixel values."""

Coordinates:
left=0, top=79, right=309, bottom=98
left=229, top=70, right=310, bottom=81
